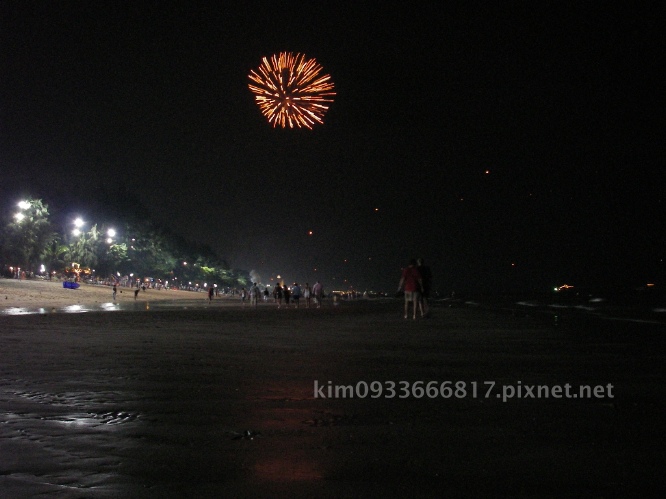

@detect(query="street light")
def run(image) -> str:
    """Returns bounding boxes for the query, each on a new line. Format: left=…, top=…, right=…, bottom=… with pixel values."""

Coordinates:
left=72, top=218, right=85, bottom=237
left=14, top=213, right=25, bottom=222
left=17, top=200, right=31, bottom=210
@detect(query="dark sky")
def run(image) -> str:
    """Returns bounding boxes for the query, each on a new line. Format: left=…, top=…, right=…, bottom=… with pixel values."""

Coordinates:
left=1, top=3, right=663, bottom=293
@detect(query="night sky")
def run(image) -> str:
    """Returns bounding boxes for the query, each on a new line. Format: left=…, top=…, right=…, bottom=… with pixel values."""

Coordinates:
left=1, top=3, right=663, bottom=294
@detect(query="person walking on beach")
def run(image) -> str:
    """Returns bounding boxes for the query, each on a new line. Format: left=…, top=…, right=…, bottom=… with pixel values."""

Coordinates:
left=273, top=283, right=283, bottom=308
left=397, top=258, right=424, bottom=319
left=249, top=282, right=260, bottom=308
left=208, top=285, right=214, bottom=303
left=240, top=287, right=247, bottom=305
left=113, top=284, right=117, bottom=301
left=417, top=258, right=432, bottom=317
left=303, top=283, right=312, bottom=308
left=312, top=281, right=324, bottom=308
left=291, top=283, right=301, bottom=308
left=283, top=285, right=291, bottom=306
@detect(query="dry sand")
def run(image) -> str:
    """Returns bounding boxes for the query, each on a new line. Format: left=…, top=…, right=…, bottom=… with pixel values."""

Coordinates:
left=0, top=278, right=664, bottom=497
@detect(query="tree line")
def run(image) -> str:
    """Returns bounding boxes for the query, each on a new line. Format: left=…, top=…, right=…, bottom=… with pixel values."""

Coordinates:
left=0, top=198, right=249, bottom=288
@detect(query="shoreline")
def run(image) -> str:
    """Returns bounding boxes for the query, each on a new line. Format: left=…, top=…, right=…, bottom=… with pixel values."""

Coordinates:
left=3, top=277, right=665, bottom=326
left=0, top=277, right=234, bottom=311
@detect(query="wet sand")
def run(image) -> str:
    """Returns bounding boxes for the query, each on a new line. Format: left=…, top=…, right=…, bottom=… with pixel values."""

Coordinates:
left=0, top=296, right=664, bottom=497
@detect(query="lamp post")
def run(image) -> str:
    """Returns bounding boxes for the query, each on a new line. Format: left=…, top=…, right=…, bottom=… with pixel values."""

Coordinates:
left=72, top=218, right=85, bottom=237
left=14, top=200, right=30, bottom=222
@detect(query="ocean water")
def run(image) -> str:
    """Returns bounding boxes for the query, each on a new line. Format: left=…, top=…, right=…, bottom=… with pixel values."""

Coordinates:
left=439, top=287, right=666, bottom=325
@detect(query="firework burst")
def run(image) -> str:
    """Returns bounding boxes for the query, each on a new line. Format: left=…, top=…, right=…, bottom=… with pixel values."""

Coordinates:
left=248, top=52, right=336, bottom=129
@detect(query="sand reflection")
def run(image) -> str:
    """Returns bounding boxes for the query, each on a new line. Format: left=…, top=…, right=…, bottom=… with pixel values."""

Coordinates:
left=244, top=379, right=327, bottom=482
left=254, top=457, right=323, bottom=481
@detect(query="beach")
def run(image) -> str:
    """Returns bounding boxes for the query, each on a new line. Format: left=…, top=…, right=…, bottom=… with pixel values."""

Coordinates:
left=0, top=278, right=216, bottom=311
left=0, top=278, right=664, bottom=497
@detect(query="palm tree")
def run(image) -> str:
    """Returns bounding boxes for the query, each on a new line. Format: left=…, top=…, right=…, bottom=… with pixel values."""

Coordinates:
left=69, top=224, right=100, bottom=269
left=4, top=199, right=53, bottom=273
left=96, top=241, right=129, bottom=277
left=40, top=235, right=69, bottom=278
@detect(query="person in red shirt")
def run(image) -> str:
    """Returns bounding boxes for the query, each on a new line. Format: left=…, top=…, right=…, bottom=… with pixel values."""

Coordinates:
left=397, top=259, right=424, bottom=319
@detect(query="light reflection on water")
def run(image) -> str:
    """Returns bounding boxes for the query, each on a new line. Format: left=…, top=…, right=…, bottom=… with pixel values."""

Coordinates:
left=62, top=304, right=85, bottom=313
left=41, top=411, right=141, bottom=427
left=1, top=307, right=36, bottom=315
left=0, top=300, right=208, bottom=316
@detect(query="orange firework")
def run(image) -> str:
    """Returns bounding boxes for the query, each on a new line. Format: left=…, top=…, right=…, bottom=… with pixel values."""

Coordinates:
left=248, top=52, right=335, bottom=129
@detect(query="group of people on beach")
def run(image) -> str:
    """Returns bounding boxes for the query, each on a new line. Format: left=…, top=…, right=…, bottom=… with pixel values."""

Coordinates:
left=271, top=281, right=324, bottom=309
left=397, top=258, right=432, bottom=319
left=231, top=281, right=325, bottom=309
left=109, top=258, right=432, bottom=320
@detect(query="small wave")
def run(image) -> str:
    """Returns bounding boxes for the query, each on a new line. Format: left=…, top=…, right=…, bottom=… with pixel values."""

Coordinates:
left=600, top=316, right=665, bottom=325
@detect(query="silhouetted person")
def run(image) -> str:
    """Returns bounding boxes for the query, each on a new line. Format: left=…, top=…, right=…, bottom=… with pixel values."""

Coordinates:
left=304, top=283, right=312, bottom=308
left=249, top=282, right=260, bottom=308
left=417, top=258, right=432, bottom=316
left=312, top=281, right=324, bottom=307
left=273, top=283, right=283, bottom=308
left=291, top=283, right=301, bottom=308
left=397, top=259, right=423, bottom=319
